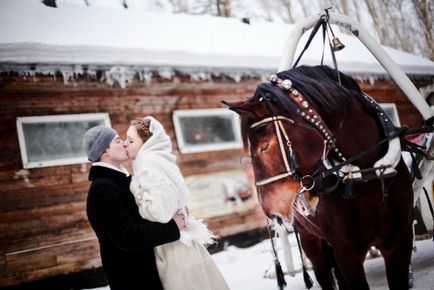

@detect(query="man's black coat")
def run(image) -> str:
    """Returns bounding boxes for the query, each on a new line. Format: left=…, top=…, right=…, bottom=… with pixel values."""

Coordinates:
left=86, top=165, right=180, bottom=290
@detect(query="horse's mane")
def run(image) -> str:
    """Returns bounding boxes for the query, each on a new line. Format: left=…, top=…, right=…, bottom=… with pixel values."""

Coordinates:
left=241, top=65, right=375, bottom=147
left=262, top=65, right=364, bottom=118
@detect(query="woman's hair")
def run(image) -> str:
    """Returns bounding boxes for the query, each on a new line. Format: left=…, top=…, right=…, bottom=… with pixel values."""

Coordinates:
left=130, top=118, right=153, bottom=142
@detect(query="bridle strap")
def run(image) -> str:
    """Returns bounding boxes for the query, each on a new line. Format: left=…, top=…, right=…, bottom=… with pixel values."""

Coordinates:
left=274, top=120, right=291, bottom=173
left=250, top=116, right=294, bottom=129
left=292, top=15, right=326, bottom=69
left=251, top=115, right=300, bottom=187
left=256, top=172, right=293, bottom=187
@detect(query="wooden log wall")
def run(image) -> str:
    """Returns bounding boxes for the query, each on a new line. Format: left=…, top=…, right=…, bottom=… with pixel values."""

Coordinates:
left=0, top=71, right=430, bottom=287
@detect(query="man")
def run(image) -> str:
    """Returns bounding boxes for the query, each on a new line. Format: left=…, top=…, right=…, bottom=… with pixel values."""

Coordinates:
left=83, top=125, right=184, bottom=290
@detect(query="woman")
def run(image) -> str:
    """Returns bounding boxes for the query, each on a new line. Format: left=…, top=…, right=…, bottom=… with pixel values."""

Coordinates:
left=124, top=116, right=229, bottom=290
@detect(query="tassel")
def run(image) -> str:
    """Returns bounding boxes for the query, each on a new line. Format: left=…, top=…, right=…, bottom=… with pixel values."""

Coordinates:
left=342, top=169, right=355, bottom=199
left=266, top=218, right=286, bottom=290
left=288, top=150, right=299, bottom=173
left=422, top=187, right=434, bottom=242
left=275, top=260, right=287, bottom=290
left=411, top=157, right=422, bottom=179
left=303, top=267, right=314, bottom=289
left=343, top=178, right=355, bottom=199
left=294, top=227, right=314, bottom=289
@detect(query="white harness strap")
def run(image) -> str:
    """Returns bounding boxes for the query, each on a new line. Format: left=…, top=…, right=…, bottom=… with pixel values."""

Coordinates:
left=250, top=116, right=294, bottom=128
left=275, top=120, right=291, bottom=173
left=251, top=116, right=296, bottom=187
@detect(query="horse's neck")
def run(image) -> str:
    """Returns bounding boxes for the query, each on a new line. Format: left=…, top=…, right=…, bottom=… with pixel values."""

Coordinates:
left=332, top=104, right=383, bottom=168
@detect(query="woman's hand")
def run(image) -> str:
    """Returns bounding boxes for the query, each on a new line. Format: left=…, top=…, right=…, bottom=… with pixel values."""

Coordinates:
left=173, top=212, right=187, bottom=230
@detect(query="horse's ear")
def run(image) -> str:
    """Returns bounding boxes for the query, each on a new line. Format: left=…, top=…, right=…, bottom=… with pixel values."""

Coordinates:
left=221, top=100, right=266, bottom=119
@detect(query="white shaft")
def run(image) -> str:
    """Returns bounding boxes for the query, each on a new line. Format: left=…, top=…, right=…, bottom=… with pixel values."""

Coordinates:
left=278, top=12, right=432, bottom=121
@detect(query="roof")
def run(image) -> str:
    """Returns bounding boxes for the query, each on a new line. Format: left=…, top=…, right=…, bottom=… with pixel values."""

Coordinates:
left=1, top=0, right=433, bottom=80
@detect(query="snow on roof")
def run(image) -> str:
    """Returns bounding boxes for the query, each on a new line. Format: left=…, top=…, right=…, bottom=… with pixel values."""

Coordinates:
left=1, top=0, right=433, bottom=81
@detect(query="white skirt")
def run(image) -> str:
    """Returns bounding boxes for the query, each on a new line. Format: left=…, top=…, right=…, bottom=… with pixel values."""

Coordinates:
left=155, top=240, right=229, bottom=290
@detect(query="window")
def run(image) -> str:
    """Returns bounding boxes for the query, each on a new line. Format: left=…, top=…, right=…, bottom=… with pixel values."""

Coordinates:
left=380, top=103, right=401, bottom=126
left=16, top=113, right=111, bottom=169
left=185, top=169, right=257, bottom=219
left=173, top=108, right=242, bottom=153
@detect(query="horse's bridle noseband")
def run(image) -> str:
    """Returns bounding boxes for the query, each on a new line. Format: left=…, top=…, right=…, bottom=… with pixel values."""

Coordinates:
left=250, top=115, right=296, bottom=186
left=250, top=113, right=324, bottom=192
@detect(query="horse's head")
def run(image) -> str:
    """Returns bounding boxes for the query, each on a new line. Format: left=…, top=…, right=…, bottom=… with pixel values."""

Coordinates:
left=223, top=65, right=371, bottom=226
left=223, top=75, right=335, bottom=226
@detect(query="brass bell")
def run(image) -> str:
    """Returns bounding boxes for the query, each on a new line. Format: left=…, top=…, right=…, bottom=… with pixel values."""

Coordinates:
left=331, top=37, right=345, bottom=51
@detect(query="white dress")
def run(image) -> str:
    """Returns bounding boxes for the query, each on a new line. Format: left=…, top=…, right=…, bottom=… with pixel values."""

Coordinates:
left=130, top=116, right=229, bottom=290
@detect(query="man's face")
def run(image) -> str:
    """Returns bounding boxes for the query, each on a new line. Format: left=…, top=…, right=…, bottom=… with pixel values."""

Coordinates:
left=103, top=135, right=129, bottom=163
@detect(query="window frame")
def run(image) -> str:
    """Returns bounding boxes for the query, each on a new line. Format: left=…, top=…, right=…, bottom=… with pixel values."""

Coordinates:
left=173, top=108, right=242, bottom=154
left=16, top=113, right=111, bottom=169
left=380, top=103, right=401, bottom=126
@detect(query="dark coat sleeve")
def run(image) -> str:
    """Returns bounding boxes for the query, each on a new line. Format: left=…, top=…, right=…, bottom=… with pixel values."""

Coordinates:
left=87, top=180, right=180, bottom=252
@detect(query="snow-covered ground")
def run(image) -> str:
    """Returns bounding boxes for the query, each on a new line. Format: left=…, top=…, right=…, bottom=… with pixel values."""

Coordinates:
left=84, top=236, right=434, bottom=290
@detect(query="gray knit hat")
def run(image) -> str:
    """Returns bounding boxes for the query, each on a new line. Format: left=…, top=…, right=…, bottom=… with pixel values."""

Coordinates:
left=82, top=125, right=117, bottom=162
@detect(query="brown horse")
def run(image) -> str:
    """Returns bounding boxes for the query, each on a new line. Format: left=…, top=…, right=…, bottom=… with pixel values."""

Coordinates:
left=224, top=65, right=414, bottom=290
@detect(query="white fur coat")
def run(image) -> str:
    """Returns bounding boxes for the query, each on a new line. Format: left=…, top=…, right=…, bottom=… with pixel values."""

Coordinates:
left=130, top=116, right=214, bottom=246
left=130, top=117, right=229, bottom=290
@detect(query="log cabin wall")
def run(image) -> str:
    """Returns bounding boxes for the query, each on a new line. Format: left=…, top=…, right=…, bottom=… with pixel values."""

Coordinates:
left=0, top=71, right=431, bottom=287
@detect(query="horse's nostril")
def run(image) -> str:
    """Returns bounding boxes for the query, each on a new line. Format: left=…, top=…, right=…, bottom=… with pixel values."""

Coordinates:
left=271, top=214, right=283, bottom=226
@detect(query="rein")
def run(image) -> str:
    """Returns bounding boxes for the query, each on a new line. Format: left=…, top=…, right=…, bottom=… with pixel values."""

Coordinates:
left=251, top=109, right=405, bottom=193
left=311, top=127, right=406, bottom=183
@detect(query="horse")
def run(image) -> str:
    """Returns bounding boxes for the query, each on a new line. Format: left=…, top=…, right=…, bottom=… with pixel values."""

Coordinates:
left=223, top=65, right=414, bottom=290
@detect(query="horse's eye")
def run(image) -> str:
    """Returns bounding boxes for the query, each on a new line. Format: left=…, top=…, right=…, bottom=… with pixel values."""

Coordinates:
left=259, top=143, right=270, bottom=153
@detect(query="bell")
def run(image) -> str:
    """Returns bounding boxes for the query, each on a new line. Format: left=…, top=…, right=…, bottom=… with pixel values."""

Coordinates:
left=331, top=37, right=345, bottom=51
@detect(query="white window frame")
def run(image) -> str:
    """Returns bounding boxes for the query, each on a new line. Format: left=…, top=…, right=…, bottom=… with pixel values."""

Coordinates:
left=173, top=108, right=242, bottom=154
left=380, top=103, right=401, bottom=126
left=16, top=113, right=111, bottom=169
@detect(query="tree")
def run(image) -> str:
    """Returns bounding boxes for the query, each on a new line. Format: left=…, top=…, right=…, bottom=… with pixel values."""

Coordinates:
left=411, top=0, right=434, bottom=59
left=216, top=0, right=231, bottom=17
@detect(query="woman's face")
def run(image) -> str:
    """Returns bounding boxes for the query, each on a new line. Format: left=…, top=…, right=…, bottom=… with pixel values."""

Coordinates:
left=125, top=126, right=144, bottom=160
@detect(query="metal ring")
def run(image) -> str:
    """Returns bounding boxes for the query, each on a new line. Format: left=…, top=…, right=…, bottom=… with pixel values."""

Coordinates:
left=300, top=175, right=315, bottom=191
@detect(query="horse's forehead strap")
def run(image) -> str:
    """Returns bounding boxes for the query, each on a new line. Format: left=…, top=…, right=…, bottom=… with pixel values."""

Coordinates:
left=250, top=115, right=294, bottom=129
left=268, top=74, right=345, bottom=161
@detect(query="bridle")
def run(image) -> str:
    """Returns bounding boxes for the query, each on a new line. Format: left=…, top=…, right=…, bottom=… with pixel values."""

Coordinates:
left=250, top=116, right=298, bottom=186
left=249, top=74, right=407, bottom=196
left=249, top=74, right=345, bottom=193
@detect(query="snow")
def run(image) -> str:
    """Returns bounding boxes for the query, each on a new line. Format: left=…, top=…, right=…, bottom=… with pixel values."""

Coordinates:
left=1, top=0, right=434, bottom=78
left=82, top=237, right=434, bottom=290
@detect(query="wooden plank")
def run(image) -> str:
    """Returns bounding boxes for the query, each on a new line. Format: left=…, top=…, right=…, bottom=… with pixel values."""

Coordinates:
left=0, top=183, right=88, bottom=212
left=0, top=239, right=101, bottom=287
